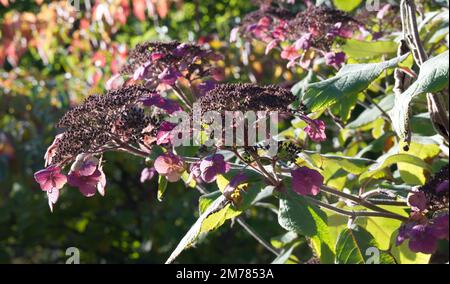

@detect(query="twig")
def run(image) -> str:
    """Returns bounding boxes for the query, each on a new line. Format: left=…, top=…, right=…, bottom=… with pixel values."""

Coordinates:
left=236, top=218, right=281, bottom=257
left=363, top=91, right=392, bottom=123
left=195, top=184, right=282, bottom=257
left=320, top=185, right=407, bottom=219
left=248, top=150, right=279, bottom=186
left=172, top=84, right=193, bottom=111
left=306, top=198, right=409, bottom=222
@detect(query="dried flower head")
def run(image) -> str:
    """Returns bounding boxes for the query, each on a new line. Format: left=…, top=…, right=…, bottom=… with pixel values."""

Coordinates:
left=51, top=85, right=161, bottom=166
left=242, top=6, right=296, bottom=28
left=418, top=165, right=449, bottom=212
left=285, top=6, right=358, bottom=50
left=120, top=41, right=221, bottom=86
left=236, top=6, right=296, bottom=42
left=197, top=83, right=295, bottom=113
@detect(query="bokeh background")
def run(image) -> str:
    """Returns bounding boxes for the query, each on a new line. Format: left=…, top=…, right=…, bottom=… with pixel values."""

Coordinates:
left=0, top=0, right=308, bottom=264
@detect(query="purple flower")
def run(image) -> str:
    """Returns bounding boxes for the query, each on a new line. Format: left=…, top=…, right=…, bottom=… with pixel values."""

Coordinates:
left=281, top=45, right=300, bottom=61
left=210, top=67, right=225, bottom=81
left=151, top=52, right=165, bottom=61
left=258, top=16, right=271, bottom=28
left=408, top=224, right=439, bottom=254
left=154, top=153, right=185, bottom=182
left=141, top=92, right=182, bottom=114
left=294, top=33, right=312, bottom=51
left=133, top=61, right=151, bottom=81
left=223, top=172, right=247, bottom=201
left=396, top=222, right=414, bottom=246
left=396, top=214, right=449, bottom=254
left=44, top=133, right=63, bottom=167
left=173, top=43, right=189, bottom=57
left=197, top=80, right=216, bottom=96
left=377, top=4, right=391, bottom=20
left=67, top=154, right=106, bottom=197
left=186, top=162, right=202, bottom=184
left=327, top=22, right=353, bottom=39
left=272, top=22, right=287, bottom=41
left=34, top=166, right=67, bottom=211
left=68, top=169, right=105, bottom=197
left=140, top=167, right=157, bottom=183
left=34, top=166, right=67, bottom=192
left=431, top=214, right=449, bottom=240
left=97, top=165, right=106, bottom=196
left=292, top=167, right=323, bottom=196
left=304, top=119, right=327, bottom=142
left=436, top=180, right=449, bottom=194
left=248, top=23, right=268, bottom=39
left=156, top=121, right=177, bottom=145
left=70, top=154, right=99, bottom=177
left=46, top=188, right=60, bottom=212
left=265, top=39, right=279, bottom=55
left=324, top=52, right=346, bottom=67
left=158, top=67, right=182, bottom=85
left=105, top=73, right=125, bottom=90
left=230, top=27, right=239, bottom=42
left=407, top=189, right=428, bottom=212
left=199, top=154, right=231, bottom=183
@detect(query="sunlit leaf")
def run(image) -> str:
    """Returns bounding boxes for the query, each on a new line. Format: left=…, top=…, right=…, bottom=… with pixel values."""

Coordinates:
left=359, top=153, right=432, bottom=183
left=165, top=195, right=229, bottom=264
left=301, top=54, right=409, bottom=112
left=389, top=51, right=449, bottom=145
left=157, top=175, right=168, bottom=201
left=332, top=0, right=362, bottom=12
left=347, top=95, right=395, bottom=129
left=278, top=189, right=334, bottom=263
left=335, top=226, right=396, bottom=264
left=398, top=142, right=441, bottom=185
left=342, top=40, right=398, bottom=59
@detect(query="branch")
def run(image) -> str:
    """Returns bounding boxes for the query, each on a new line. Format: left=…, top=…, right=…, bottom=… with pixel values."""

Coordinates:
left=306, top=198, right=409, bottom=222
left=320, top=185, right=406, bottom=219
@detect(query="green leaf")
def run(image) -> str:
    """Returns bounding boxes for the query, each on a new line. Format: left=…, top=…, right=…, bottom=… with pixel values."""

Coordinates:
left=200, top=203, right=233, bottom=233
left=270, top=231, right=298, bottom=249
left=278, top=189, right=335, bottom=263
left=302, top=54, right=409, bottom=112
left=199, top=191, right=240, bottom=226
left=398, top=142, right=441, bottom=185
left=157, top=175, right=168, bottom=202
left=165, top=195, right=229, bottom=264
left=198, top=183, right=271, bottom=236
left=332, top=91, right=361, bottom=122
left=359, top=153, right=432, bottom=183
left=291, top=69, right=314, bottom=102
left=390, top=51, right=449, bottom=145
left=166, top=180, right=274, bottom=264
left=278, top=190, right=322, bottom=236
left=313, top=153, right=370, bottom=175
left=341, top=39, right=398, bottom=59
left=347, top=95, right=395, bottom=129
left=356, top=208, right=404, bottom=250
left=332, top=0, right=362, bottom=12
left=271, top=244, right=296, bottom=264
left=335, top=226, right=396, bottom=264
left=390, top=230, right=432, bottom=264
